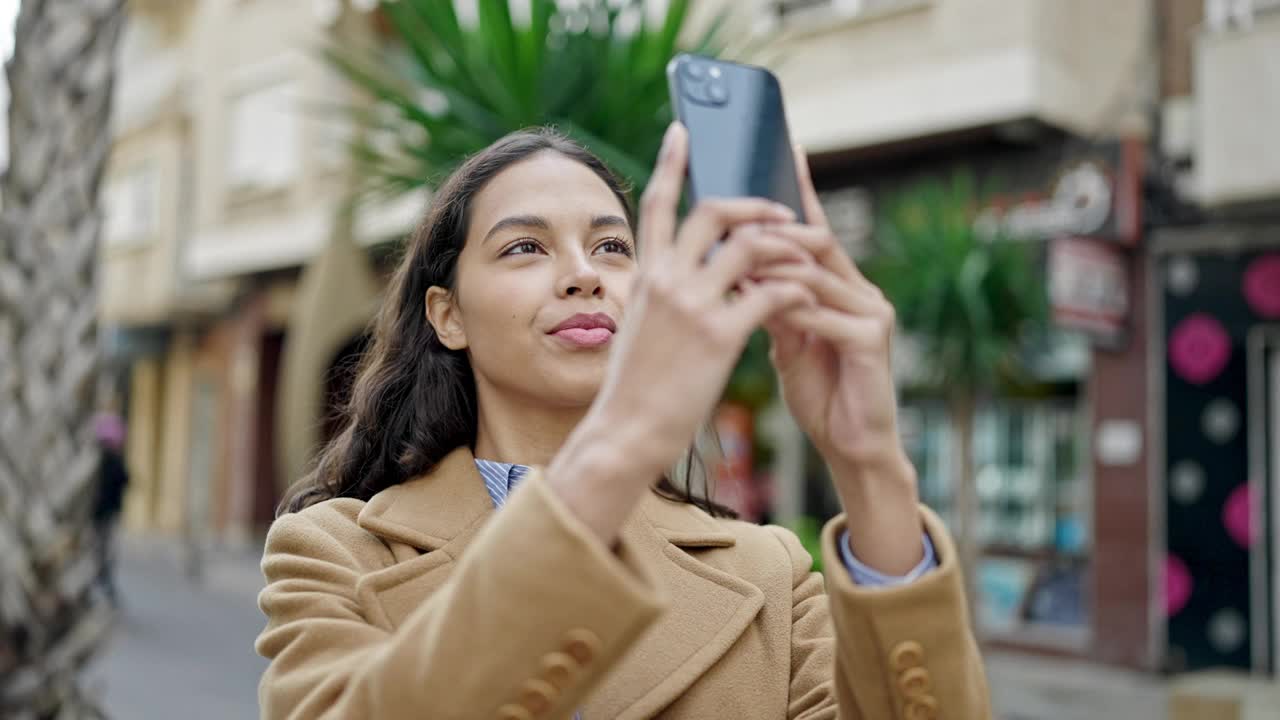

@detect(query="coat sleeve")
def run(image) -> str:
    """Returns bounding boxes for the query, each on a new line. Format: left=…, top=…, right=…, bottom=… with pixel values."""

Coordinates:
left=255, top=470, right=667, bottom=720
left=769, top=507, right=991, bottom=720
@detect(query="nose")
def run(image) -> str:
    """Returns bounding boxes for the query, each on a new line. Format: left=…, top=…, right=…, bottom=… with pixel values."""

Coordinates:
left=557, top=252, right=604, bottom=298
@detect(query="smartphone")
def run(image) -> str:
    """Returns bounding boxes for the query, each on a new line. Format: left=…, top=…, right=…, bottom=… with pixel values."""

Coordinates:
left=666, top=53, right=805, bottom=221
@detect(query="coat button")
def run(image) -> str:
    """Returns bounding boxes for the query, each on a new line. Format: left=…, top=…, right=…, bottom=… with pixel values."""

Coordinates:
left=889, top=640, right=925, bottom=673
left=563, top=628, right=601, bottom=665
left=903, top=694, right=939, bottom=720
left=898, top=666, right=932, bottom=697
left=497, top=703, right=534, bottom=720
left=539, top=651, right=579, bottom=691
left=519, top=678, right=558, bottom=715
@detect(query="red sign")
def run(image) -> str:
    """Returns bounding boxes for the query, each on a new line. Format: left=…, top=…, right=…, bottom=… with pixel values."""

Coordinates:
left=1048, top=236, right=1130, bottom=344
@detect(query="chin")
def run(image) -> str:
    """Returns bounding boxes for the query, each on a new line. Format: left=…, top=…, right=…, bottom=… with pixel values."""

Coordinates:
left=543, top=370, right=605, bottom=407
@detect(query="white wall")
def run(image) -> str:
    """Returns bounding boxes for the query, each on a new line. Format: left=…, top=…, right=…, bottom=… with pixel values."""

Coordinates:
left=694, top=0, right=1151, bottom=153
left=182, top=0, right=358, bottom=279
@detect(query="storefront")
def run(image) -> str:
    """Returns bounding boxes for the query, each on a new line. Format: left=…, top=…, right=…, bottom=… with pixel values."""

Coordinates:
left=809, top=131, right=1151, bottom=665
left=1151, top=225, right=1279, bottom=674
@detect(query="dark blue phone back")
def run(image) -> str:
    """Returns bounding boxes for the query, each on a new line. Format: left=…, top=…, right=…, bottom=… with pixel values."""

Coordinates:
left=667, top=54, right=806, bottom=221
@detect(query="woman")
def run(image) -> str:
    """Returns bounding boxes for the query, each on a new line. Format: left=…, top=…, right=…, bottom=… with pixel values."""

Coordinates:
left=256, top=124, right=988, bottom=719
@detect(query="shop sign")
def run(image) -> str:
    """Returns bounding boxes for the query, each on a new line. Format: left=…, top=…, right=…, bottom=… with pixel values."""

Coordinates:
left=1048, top=236, right=1130, bottom=344
left=975, top=161, right=1112, bottom=240
left=819, top=186, right=874, bottom=259
left=974, top=140, right=1144, bottom=246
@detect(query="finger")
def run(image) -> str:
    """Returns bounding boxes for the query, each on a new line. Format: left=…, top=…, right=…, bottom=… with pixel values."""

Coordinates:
left=764, top=316, right=807, bottom=368
left=765, top=222, right=864, bottom=285
left=726, top=278, right=816, bottom=339
left=676, top=197, right=796, bottom=266
left=637, top=123, right=688, bottom=259
left=793, top=144, right=829, bottom=228
left=775, top=305, right=894, bottom=351
left=702, top=226, right=810, bottom=297
left=750, top=261, right=889, bottom=318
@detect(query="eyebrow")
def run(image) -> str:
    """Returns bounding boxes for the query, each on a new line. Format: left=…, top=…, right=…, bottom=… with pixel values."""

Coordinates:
left=590, top=214, right=629, bottom=231
left=483, top=214, right=549, bottom=244
left=482, top=213, right=630, bottom=244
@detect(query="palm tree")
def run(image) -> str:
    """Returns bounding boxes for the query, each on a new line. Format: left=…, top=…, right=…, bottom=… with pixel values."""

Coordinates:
left=327, top=0, right=727, bottom=201
left=321, top=0, right=798, bottom=517
left=0, top=0, right=126, bottom=716
left=865, top=173, right=1047, bottom=612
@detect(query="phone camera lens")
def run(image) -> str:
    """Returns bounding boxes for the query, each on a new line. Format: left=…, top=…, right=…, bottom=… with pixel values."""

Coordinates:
left=706, top=80, right=728, bottom=105
left=680, top=60, right=706, bottom=80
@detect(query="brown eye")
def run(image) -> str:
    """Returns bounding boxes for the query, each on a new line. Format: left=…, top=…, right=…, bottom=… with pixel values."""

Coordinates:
left=503, top=240, right=544, bottom=256
left=595, top=237, right=634, bottom=257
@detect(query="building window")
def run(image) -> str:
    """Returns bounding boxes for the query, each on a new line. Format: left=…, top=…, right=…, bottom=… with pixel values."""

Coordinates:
left=1205, top=0, right=1280, bottom=32
left=227, top=80, right=300, bottom=195
left=902, top=397, right=1091, bottom=637
left=105, top=161, right=160, bottom=246
left=770, top=0, right=932, bottom=25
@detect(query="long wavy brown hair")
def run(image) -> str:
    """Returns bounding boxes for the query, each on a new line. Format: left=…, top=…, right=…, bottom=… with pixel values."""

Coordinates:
left=281, top=128, right=731, bottom=518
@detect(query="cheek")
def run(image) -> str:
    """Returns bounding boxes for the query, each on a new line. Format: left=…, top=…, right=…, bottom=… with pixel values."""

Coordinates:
left=606, top=265, right=637, bottom=301
left=457, top=268, right=542, bottom=341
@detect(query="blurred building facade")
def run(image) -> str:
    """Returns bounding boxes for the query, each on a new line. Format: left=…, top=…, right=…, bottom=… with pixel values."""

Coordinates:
left=98, top=0, right=1279, bottom=684
left=1149, top=0, right=1280, bottom=679
left=748, top=0, right=1158, bottom=673
left=99, top=0, right=373, bottom=544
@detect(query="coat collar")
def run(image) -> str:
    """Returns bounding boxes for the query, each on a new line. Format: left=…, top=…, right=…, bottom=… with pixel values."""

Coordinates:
left=356, top=445, right=738, bottom=551
left=354, top=445, right=760, bottom=720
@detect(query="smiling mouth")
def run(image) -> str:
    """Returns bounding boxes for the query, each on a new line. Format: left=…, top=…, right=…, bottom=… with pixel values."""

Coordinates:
left=548, top=311, right=616, bottom=348
left=550, top=327, right=614, bottom=348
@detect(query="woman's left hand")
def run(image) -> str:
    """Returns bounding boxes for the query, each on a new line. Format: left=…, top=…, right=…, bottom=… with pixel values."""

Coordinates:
left=753, top=147, right=926, bottom=575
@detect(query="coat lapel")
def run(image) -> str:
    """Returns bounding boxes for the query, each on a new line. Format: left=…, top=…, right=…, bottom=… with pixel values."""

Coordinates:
left=353, top=447, right=765, bottom=716
left=352, top=447, right=495, bottom=628
left=357, top=446, right=493, bottom=550
left=588, top=496, right=764, bottom=720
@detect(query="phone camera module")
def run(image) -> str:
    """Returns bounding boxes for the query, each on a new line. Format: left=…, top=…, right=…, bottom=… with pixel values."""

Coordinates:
left=706, top=79, right=729, bottom=105
left=680, top=60, right=706, bottom=80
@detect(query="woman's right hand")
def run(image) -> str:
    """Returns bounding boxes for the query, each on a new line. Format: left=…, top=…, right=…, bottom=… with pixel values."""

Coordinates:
left=546, top=123, right=816, bottom=542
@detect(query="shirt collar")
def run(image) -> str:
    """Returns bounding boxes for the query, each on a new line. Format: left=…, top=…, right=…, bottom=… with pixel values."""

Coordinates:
left=357, top=446, right=737, bottom=551
left=474, top=458, right=530, bottom=508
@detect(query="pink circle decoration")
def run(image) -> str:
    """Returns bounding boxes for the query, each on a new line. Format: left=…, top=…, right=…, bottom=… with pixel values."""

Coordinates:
left=1243, top=254, right=1280, bottom=318
left=1222, top=483, right=1255, bottom=549
left=1164, top=554, right=1192, bottom=618
left=1168, top=313, right=1231, bottom=385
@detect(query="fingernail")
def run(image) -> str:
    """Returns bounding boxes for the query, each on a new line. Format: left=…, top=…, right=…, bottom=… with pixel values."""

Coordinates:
left=660, top=123, right=678, bottom=158
left=773, top=203, right=796, bottom=219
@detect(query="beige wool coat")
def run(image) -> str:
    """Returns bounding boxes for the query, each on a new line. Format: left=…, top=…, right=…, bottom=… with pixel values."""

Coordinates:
left=256, top=447, right=990, bottom=719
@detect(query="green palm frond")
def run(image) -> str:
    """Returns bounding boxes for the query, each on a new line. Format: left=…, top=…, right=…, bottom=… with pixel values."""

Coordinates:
left=331, top=0, right=730, bottom=201
left=866, top=172, right=1047, bottom=393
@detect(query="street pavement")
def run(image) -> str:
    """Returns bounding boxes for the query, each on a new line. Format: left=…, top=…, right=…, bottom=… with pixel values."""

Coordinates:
left=85, top=531, right=1169, bottom=720
left=85, top=534, right=268, bottom=719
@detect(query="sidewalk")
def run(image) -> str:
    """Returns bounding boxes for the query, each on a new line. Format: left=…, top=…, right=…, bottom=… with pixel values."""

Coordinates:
left=986, top=650, right=1168, bottom=720
left=85, top=533, right=267, bottom=720
left=87, top=530, right=1172, bottom=719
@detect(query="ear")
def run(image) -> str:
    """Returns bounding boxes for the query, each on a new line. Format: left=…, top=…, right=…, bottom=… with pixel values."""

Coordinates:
left=426, top=286, right=468, bottom=350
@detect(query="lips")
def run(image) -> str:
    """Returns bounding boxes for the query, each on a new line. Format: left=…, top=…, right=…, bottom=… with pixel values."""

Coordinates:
left=549, top=312, right=616, bottom=348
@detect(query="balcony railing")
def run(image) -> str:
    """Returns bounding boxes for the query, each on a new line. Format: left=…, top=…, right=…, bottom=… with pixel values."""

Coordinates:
left=1194, top=1, right=1280, bottom=205
left=1205, top=0, right=1280, bottom=32
left=769, top=0, right=931, bottom=26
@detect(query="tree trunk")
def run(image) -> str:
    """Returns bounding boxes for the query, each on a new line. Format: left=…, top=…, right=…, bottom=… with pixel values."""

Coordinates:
left=0, top=0, right=126, bottom=716
left=948, top=390, right=980, bottom=629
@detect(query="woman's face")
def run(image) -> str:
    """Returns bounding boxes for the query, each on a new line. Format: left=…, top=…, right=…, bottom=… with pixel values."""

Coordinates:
left=427, top=151, right=636, bottom=408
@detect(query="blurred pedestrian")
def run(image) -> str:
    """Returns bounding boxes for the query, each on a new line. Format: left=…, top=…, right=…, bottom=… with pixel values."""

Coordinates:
left=92, top=411, right=129, bottom=605
left=256, top=125, right=988, bottom=718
